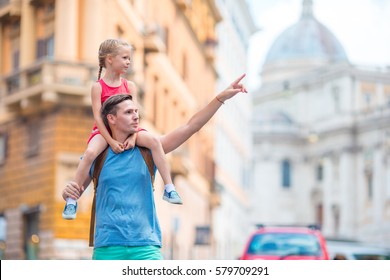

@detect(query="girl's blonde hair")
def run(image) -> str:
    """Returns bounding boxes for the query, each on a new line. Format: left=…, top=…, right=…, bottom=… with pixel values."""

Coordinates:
left=97, top=39, right=133, bottom=80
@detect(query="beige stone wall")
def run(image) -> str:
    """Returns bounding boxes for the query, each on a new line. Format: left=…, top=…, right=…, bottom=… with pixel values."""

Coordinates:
left=0, top=104, right=93, bottom=259
left=0, top=0, right=219, bottom=259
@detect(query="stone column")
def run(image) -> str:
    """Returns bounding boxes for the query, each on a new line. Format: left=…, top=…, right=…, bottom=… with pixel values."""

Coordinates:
left=55, top=0, right=79, bottom=61
left=322, top=156, right=334, bottom=236
left=20, top=0, right=36, bottom=68
left=376, top=83, right=384, bottom=105
left=355, top=152, right=366, bottom=239
left=79, top=0, right=105, bottom=64
left=373, top=148, right=384, bottom=226
left=339, top=150, right=356, bottom=237
left=5, top=208, right=24, bottom=259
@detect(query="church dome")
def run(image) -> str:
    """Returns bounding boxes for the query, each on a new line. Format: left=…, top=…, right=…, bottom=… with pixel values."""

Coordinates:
left=262, top=0, right=349, bottom=83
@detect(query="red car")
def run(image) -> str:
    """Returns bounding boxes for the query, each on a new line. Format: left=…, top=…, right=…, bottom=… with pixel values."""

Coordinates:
left=240, top=225, right=329, bottom=260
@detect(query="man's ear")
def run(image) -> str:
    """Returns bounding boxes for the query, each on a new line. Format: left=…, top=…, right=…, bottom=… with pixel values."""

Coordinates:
left=107, top=114, right=116, bottom=125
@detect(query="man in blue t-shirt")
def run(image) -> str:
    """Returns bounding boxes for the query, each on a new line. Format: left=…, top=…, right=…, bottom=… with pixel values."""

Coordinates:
left=62, top=74, right=247, bottom=260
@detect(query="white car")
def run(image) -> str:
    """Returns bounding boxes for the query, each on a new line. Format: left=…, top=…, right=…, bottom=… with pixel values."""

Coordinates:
left=326, top=239, right=390, bottom=260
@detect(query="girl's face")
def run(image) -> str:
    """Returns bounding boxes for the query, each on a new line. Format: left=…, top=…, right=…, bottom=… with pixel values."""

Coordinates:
left=108, top=45, right=131, bottom=75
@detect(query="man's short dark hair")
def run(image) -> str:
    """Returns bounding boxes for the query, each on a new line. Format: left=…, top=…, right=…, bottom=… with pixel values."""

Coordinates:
left=101, top=94, right=133, bottom=128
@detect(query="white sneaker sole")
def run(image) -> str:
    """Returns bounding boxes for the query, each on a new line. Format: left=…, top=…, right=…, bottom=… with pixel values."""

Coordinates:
left=163, top=196, right=183, bottom=205
left=62, top=213, right=76, bottom=220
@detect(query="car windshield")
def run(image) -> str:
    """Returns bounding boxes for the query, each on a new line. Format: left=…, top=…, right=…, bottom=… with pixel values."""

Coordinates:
left=248, top=232, right=322, bottom=256
left=353, top=254, right=390, bottom=260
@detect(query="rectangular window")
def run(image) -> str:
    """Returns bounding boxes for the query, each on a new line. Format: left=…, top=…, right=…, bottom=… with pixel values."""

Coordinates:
left=281, top=159, right=291, bottom=188
left=36, top=35, right=54, bottom=59
left=23, top=207, right=40, bottom=260
left=26, top=121, right=41, bottom=158
left=10, top=21, right=20, bottom=72
left=12, top=50, right=20, bottom=71
left=0, top=215, right=6, bottom=260
left=365, top=169, right=373, bottom=200
left=36, top=39, right=46, bottom=59
left=0, top=134, right=7, bottom=165
left=6, top=74, right=20, bottom=94
left=316, top=162, right=323, bottom=182
left=332, top=86, right=340, bottom=113
left=46, top=34, right=54, bottom=58
left=194, top=226, right=211, bottom=245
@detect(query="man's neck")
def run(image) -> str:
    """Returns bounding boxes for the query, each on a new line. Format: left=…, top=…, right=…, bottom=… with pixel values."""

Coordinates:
left=111, top=131, right=127, bottom=144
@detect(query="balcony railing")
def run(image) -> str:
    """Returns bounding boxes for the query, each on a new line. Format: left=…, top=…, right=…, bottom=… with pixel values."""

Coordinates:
left=0, top=0, right=21, bottom=19
left=1, top=58, right=96, bottom=111
left=143, top=23, right=167, bottom=53
left=203, top=37, right=217, bottom=64
left=0, top=0, right=11, bottom=8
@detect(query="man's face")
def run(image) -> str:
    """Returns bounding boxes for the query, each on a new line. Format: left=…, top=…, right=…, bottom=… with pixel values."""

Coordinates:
left=110, top=100, right=139, bottom=134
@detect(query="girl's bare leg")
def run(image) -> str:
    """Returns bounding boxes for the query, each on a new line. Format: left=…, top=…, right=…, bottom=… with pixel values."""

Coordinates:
left=137, top=131, right=183, bottom=204
left=63, top=134, right=108, bottom=219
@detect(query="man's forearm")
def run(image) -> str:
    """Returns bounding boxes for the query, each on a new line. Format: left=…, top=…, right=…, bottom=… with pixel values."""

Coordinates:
left=186, top=97, right=223, bottom=133
left=160, top=74, right=246, bottom=154
left=160, top=97, right=223, bottom=154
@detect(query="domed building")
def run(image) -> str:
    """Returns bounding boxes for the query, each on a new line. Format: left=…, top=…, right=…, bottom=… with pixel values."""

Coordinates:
left=262, top=0, right=349, bottom=83
left=251, top=0, right=390, bottom=249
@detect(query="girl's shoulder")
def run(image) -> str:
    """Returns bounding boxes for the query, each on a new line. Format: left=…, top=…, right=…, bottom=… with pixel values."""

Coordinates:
left=125, top=80, right=136, bottom=89
left=91, top=81, right=102, bottom=94
left=125, top=80, right=138, bottom=96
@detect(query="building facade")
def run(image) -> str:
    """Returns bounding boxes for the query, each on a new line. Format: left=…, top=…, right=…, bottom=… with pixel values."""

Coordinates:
left=213, top=0, right=256, bottom=259
left=252, top=0, right=390, bottom=246
left=0, top=0, right=222, bottom=259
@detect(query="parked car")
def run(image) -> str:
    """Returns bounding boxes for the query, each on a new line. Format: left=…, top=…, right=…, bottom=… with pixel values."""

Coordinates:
left=327, top=239, right=390, bottom=260
left=240, top=225, right=329, bottom=260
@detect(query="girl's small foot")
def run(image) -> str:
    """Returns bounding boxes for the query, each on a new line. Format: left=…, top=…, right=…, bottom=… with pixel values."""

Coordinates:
left=162, top=190, right=183, bottom=205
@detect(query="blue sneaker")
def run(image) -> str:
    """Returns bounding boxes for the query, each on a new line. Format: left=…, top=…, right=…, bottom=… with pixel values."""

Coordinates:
left=62, top=203, right=77, bottom=220
left=163, top=190, right=183, bottom=205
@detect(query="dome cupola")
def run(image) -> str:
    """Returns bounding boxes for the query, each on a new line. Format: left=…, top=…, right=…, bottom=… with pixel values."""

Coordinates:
left=262, top=0, right=349, bottom=83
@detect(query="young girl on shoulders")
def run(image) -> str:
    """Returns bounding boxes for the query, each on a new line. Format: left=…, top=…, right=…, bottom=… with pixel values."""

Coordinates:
left=62, top=39, right=182, bottom=220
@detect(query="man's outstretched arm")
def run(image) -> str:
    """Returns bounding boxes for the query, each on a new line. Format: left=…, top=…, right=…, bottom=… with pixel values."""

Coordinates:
left=160, top=74, right=247, bottom=154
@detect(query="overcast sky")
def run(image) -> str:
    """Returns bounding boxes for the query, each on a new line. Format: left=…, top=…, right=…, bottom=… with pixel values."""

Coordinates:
left=246, top=0, right=390, bottom=89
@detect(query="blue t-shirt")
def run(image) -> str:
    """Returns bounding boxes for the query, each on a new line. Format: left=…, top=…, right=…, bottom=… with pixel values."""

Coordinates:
left=90, top=147, right=161, bottom=248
